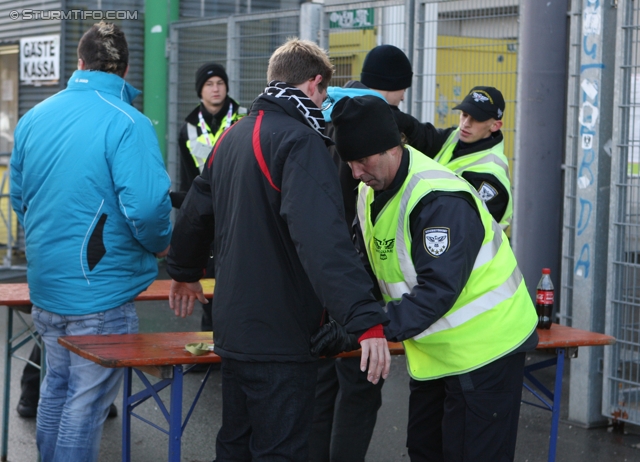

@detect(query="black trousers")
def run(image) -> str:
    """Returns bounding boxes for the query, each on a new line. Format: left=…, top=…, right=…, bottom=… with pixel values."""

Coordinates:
left=20, top=343, right=41, bottom=402
left=201, top=299, right=213, bottom=331
left=215, top=358, right=318, bottom=462
left=309, top=357, right=384, bottom=462
left=407, top=352, right=525, bottom=462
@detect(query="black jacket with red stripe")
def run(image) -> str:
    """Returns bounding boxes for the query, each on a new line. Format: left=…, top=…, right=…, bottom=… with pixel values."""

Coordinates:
left=166, top=94, right=389, bottom=362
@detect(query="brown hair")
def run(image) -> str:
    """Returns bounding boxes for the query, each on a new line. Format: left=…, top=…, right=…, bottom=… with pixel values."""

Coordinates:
left=77, top=21, right=129, bottom=77
left=267, top=38, right=333, bottom=91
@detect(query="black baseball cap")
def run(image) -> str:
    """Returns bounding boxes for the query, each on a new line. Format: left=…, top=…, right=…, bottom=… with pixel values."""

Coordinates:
left=453, top=86, right=505, bottom=121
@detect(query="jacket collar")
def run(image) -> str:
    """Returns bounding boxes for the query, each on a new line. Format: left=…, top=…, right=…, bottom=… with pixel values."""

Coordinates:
left=185, top=96, right=238, bottom=126
left=66, top=69, right=140, bottom=104
left=454, top=130, right=503, bottom=158
left=251, top=94, right=334, bottom=146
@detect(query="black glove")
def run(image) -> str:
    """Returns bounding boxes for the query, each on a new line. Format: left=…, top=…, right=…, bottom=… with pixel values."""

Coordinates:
left=310, top=320, right=360, bottom=357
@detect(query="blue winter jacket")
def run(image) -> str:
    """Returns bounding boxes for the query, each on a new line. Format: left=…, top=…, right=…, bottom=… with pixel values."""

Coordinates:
left=10, top=70, right=172, bottom=315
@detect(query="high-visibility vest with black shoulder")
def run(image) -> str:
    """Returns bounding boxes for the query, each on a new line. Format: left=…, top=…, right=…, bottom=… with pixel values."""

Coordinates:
left=433, top=128, right=513, bottom=230
left=186, top=105, right=245, bottom=172
left=357, top=146, right=536, bottom=380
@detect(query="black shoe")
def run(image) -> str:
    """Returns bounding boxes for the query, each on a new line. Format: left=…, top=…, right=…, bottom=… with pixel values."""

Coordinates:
left=16, top=398, right=37, bottom=418
left=108, top=403, right=118, bottom=418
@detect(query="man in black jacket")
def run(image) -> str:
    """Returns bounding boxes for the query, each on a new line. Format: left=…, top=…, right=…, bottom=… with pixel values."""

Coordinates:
left=166, top=38, right=391, bottom=461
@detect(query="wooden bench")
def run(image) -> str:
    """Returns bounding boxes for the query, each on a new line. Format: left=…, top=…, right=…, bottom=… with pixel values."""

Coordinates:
left=2, top=279, right=616, bottom=462
left=0, top=279, right=214, bottom=462
left=58, top=324, right=615, bottom=462
left=58, top=331, right=404, bottom=462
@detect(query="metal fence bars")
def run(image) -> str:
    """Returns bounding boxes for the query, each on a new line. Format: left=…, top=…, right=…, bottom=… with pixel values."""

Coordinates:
left=605, top=0, right=640, bottom=427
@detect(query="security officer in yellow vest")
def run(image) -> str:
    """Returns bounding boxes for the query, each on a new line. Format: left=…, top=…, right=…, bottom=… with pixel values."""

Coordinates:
left=312, top=95, right=538, bottom=461
left=172, top=62, right=246, bottom=208
left=171, top=62, right=245, bottom=332
left=393, top=86, right=512, bottom=230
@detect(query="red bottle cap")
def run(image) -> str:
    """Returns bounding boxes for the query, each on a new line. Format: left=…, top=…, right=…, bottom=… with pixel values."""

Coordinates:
left=542, top=268, right=551, bottom=274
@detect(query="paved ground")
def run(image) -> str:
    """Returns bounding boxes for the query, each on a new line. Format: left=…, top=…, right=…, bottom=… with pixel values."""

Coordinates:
left=2, top=263, right=640, bottom=461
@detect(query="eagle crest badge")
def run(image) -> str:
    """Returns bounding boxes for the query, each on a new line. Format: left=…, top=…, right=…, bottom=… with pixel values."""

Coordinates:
left=424, top=227, right=450, bottom=257
left=478, top=182, right=498, bottom=202
left=374, top=237, right=395, bottom=260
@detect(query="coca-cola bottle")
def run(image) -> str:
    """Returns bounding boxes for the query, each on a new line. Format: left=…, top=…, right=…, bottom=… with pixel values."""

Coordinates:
left=536, top=268, right=554, bottom=329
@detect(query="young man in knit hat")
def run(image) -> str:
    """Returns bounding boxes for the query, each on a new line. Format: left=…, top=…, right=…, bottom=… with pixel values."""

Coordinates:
left=171, top=62, right=245, bottom=334
left=393, top=86, right=513, bottom=230
left=166, top=38, right=390, bottom=460
left=312, top=95, right=538, bottom=462
left=310, top=44, right=414, bottom=462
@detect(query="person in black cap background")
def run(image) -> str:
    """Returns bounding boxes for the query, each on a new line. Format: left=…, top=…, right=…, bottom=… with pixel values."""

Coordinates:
left=171, top=62, right=245, bottom=334
left=309, top=44, right=413, bottom=462
left=393, top=85, right=513, bottom=230
left=312, top=94, right=538, bottom=462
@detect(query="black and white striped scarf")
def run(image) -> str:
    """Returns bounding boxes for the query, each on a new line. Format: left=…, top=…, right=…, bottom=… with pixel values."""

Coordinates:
left=263, top=80, right=328, bottom=139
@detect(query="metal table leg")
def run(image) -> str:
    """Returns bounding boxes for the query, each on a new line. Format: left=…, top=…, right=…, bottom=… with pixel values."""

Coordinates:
left=1, top=308, right=13, bottom=462
left=548, top=348, right=565, bottom=462
left=122, top=367, right=133, bottom=462
left=121, top=364, right=212, bottom=461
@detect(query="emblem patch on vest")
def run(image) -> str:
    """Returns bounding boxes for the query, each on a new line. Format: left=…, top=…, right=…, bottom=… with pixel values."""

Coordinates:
left=374, top=237, right=395, bottom=260
left=424, top=228, right=450, bottom=257
left=477, top=182, right=498, bottom=202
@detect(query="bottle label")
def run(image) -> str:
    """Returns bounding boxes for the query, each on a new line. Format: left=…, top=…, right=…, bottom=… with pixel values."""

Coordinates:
left=536, top=290, right=554, bottom=305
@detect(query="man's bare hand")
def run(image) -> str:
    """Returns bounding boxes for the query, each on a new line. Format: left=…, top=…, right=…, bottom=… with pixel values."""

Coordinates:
left=169, top=280, right=209, bottom=318
left=359, top=337, right=391, bottom=384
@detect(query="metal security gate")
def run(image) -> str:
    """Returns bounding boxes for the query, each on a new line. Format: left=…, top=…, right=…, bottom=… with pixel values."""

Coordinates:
left=605, top=0, right=640, bottom=427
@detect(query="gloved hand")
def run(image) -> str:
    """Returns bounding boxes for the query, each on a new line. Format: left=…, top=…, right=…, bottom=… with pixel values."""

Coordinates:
left=310, top=320, right=360, bottom=357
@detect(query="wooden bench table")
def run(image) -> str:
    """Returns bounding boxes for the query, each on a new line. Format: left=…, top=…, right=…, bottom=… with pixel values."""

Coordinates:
left=2, top=278, right=616, bottom=462
left=0, top=279, right=213, bottom=462
left=58, top=330, right=405, bottom=462
left=58, top=325, right=615, bottom=462
left=523, top=324, right=615, bottom=462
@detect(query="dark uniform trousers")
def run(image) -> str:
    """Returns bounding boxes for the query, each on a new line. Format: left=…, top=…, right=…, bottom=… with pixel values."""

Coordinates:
left=309, top=357, right=384, bottom=462
left=407, top=352, right=525, bottom=462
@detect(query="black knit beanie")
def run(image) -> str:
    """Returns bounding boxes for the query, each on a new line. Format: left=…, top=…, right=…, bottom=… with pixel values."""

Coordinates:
left=195, top=62, right=229, bottom=98
left=332, top=95, right=401, bottom=162
left=361, top=45, right=413, bottom=91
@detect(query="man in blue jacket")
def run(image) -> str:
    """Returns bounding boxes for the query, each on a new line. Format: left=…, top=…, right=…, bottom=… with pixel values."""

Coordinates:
left=10, top=22, right=172, bottom=462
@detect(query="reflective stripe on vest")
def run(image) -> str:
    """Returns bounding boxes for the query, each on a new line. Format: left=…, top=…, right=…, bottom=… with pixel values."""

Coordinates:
left=186, top=109, right=243, bottom=172
left=357, top=146, right=536, bottom=380
left=432, top=127, right=513, bottom=230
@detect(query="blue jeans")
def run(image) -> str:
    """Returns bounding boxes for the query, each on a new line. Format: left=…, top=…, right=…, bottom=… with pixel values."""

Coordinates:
left=32, top=303, right=139, bottom=462
left=215, top=358, right=318, bottom=461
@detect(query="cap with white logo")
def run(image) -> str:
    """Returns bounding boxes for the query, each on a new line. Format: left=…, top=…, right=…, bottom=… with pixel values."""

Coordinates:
left=453, top=86, right=505, bottom=122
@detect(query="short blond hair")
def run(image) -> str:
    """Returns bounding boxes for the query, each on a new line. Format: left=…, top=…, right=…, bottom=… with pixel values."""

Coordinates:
left=267, top=38, right=334, bottom=91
